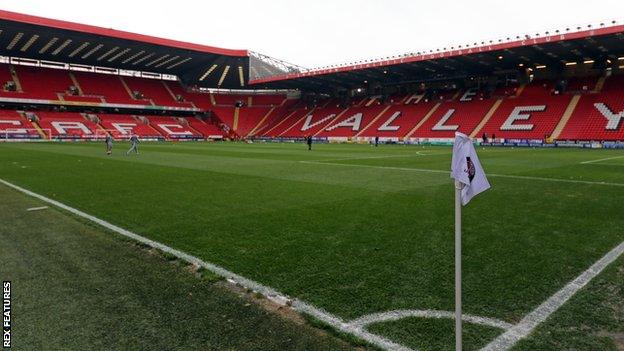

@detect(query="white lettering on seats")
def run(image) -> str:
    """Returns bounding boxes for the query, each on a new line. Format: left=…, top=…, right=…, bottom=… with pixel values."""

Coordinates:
left=460, top=90, right=477, bottom=102
left=0, top=120, right=27, bottom=134
left=326, top=113, right=363, bottom=131
left=432, top=109, right=459, bottom=131
left=378, top=112, right=401, bottom=131
left=500, top=106, right=546, bottom=131
left=404, top=94, right=424, bottom=105
left=594, top=103, right=624, bottom=130
left=51, top=121, right=92, bottom=135
left=158, top=124, right=192, bottom=135
left=111, top=123, right=137, bottom=135
left=301, top=114, right=336, bottom=131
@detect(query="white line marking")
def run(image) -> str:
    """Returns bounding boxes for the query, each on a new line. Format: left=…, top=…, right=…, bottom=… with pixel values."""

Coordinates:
left=350, top=310, right=513, bottom=331
left=0, top=178, right=414, bottom=351
left=300, top=161, right=624, bottom=187
left=27, top=206, right=49, bottom=212
left=308, top=151, right=440, bottom=163
left=580, top=155, right=624, bottom=164
left=481, top=240, right=624, bottom=351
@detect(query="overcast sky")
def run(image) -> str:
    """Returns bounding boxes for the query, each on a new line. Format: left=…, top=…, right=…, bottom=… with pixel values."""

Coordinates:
left=2, top=1, right=623, bottom=68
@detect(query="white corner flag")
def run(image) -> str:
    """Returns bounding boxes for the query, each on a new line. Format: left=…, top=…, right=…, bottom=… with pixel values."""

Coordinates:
left=450, top=132, right=490, bottom=351
left=451, top=132, right=490, bottom=205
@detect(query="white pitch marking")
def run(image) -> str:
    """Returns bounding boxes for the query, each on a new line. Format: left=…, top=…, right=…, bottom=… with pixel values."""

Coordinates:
left=300, top=161, right=624, bottom=187
left=0, top=178, right=414, bottom=351
left=307, top=151, right=440, bottom=163
left=580, top=155, right=624, bottom=164
left=481, top=240, right=624, bottom=351
left=27, top=206, right=49, bottom=212
left=350, top=310, right=513, bottom=331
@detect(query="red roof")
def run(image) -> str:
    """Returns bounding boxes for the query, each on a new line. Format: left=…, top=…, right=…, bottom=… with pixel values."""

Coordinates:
left=0, top=9, right=248, bottom=57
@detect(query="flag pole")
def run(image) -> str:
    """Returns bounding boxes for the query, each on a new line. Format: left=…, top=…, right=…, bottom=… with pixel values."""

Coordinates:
left=455, top=179, right=463, bottom=351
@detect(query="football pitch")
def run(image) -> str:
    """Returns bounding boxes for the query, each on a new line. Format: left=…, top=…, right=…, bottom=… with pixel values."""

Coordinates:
left=1, top=141, right=623, bottom=351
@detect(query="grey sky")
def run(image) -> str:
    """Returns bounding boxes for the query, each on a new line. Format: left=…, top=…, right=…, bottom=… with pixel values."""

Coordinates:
left=3, top=0, right=623, bottom=68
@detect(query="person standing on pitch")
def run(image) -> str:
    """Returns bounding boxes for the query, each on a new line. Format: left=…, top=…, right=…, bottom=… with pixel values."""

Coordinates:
left=105, top=133, right=113, bottom=155
left=126, top=134, right=140, bottom=155
left=306, top=135, right=312, bottom=151
left=375, top=136, right=379, bottom=147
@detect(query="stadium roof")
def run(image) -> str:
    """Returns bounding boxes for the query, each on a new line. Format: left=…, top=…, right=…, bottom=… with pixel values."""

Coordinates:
left=0, top=10, right=250, bottom=89
left=249, top=22, right=624, bottom=92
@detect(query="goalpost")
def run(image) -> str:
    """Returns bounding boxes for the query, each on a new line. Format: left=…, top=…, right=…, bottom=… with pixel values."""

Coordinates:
left=1, top=128, right=52, bottom=142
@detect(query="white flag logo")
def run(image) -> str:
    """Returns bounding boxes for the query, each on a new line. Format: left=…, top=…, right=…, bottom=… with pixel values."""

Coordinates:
left=451, top=132, right=490, bottom=205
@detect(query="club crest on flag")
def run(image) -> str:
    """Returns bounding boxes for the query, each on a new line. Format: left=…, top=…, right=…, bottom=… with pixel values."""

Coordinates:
left=465, top=157, right=475, bottom=183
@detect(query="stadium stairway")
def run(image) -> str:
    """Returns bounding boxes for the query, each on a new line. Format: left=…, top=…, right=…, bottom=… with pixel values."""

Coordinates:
left=9, top=65, right=23, bottom=93
left=594, top=76, right=607, bottom=93
left=68, top=72, right=84, bottom=95
left=276, top=107, right=318, bottom=137
left=246, top=106, right=277, bottom=137
left=550, top=94, right=582, bottom=139
left=354, top=105, right=392, bottom=138
left=470, top=99, right=504, bottom=138
left=403, top=102, right=441, bottom=140
left=261, top=109, right=299, bottom=137
left=312, top=107, right=350, bottom=137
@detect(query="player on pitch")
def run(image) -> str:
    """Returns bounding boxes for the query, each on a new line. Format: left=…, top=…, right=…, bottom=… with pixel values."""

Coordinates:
left=126, top=134, right=140, bottom=155
left=105, top=133, right=113, bottom=155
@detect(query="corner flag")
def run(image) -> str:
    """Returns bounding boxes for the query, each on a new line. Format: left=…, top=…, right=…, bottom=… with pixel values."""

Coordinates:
left=450, top=132, right=490, bottom=351
left=451, top=132, right=490, bottom=205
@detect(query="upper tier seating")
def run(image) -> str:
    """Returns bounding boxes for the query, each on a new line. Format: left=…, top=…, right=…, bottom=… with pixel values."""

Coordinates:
left=123, top=77, right=193, bottom=107
left=74, top=72, right=145, bottom=105
left=14, top=65, right=74, bottom=100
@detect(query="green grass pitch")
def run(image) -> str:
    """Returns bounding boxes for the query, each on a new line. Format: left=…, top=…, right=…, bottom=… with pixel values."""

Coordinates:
left=1, top=141, right=623, bottom=350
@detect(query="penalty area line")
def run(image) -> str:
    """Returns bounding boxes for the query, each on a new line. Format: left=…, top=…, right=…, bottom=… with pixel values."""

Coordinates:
left=480, top=239, right=624, bottom=351
left=580, top=155, right=624, bottom=164
left=0, top=178, right=415, bottom=351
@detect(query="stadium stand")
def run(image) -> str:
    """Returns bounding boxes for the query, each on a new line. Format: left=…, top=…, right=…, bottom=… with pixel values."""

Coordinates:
left=413, top=99, right=496, bottom=139
left=558, top=92, right=624, bottom=141
left=358, top=103, right=438, bottom=139
left=186, top=117, right=225, bottom=139
left=145, top=116, right=203, bottom=140
left=98, top=114, right=164, bottom=139
left=318, top=104, right=390, bottom=138
left=123, top=77, right=194, bottom=107
left=36, top=111, right=100, bottom=139
left=477, top=95, right=572, bottom=140
left=74, top=72, right=145, bottom=105
left=0, top=110, right=41, bottom=139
